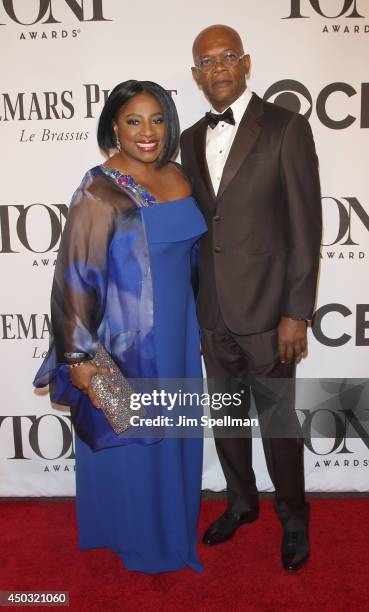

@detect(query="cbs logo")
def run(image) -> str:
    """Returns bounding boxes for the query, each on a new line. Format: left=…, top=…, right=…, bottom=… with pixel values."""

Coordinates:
left=312, top=303, right=369, bottom=346
left=264, top=80, right=369, bottom=129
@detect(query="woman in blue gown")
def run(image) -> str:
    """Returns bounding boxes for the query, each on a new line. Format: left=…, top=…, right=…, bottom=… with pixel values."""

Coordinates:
left=34, top=81, right=207, bottom=573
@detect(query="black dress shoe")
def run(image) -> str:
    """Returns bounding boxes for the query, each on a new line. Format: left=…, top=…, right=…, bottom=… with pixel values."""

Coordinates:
left=281, top=531, right=310, bottom=572
left=202, top=509, right=259, bottom=546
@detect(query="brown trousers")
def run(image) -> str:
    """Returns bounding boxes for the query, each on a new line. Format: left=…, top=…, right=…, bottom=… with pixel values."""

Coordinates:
left=201, top=312, right=308, bottom=533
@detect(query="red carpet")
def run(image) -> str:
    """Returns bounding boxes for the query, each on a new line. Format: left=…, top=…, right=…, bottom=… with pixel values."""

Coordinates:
left=0, top=498, right=366, bottom=611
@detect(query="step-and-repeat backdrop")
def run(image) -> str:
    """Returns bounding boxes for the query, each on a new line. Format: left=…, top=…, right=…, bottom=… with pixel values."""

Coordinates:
left=0, top=0, right=368, bottom=496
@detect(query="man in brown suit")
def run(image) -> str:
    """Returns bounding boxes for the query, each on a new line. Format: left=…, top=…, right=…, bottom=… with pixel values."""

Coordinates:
left=180, top=25, right=322, bottom=572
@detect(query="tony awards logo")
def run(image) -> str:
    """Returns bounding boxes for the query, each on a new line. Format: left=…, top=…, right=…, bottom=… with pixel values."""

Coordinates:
left=0, top=203, right=68, bottom=266
left=0, top=414, right=75, bottom=464
left=283, top=0, right=365, bottom=18
left=321, top=196, right=369, bottom=261
left=282, top=0, right=368, bottom=33
left=0, top=0, right=112, bottom=40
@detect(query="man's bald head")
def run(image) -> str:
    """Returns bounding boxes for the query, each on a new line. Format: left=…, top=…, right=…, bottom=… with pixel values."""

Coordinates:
left=191, top=24, right=250, bottom=112
left=192, top=25, right=244, bottom=62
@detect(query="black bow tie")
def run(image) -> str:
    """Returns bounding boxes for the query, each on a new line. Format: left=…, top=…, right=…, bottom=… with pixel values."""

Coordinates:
left=205, top=107, right=235, bottom=129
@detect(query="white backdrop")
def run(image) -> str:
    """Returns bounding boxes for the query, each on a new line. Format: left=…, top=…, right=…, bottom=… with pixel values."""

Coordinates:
left=0, top=0, right=368, bottom=496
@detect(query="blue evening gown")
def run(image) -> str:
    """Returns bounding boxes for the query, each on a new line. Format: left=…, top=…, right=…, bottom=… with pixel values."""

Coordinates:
left=74, top=196, right=207, bottom=573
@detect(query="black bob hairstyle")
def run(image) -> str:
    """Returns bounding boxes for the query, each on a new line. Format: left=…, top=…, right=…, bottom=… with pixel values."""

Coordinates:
left=97, top=80, right=180, bottom=168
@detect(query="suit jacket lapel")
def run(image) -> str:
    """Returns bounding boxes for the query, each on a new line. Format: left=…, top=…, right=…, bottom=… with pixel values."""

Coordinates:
left=193, top=118, right=216, bottom=201
left=217, top=93, right=264, bottom=200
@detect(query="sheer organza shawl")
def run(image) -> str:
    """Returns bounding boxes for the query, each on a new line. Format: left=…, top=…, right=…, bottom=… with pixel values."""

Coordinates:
left=33, top=167, right=158, bottom=450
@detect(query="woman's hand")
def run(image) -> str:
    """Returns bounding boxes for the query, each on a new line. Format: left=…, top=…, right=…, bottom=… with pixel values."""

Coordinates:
left=69, top=361, right=111, bottom=409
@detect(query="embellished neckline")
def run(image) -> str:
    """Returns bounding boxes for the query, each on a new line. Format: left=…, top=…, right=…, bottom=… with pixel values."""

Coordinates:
left=100, top=165, right=157, bottom=207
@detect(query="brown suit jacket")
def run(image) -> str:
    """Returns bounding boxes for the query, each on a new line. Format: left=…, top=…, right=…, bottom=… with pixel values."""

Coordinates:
left=180, top=93, right=322, bottom=334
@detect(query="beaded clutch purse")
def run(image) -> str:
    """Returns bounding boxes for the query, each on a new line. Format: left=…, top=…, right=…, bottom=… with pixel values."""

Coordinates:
left=90, top=345, right=145, bottom=435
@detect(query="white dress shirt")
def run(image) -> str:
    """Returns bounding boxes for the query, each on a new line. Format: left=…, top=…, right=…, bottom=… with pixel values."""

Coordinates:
left=206, top=88, right=253, bottom=195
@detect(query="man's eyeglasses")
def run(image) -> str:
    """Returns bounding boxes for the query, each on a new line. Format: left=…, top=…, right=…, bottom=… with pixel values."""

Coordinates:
left=194, top=52, right=246, bottom=74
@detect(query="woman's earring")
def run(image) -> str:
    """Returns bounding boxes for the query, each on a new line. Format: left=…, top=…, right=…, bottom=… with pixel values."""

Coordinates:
left=116, top=135, right=121, bottom=153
